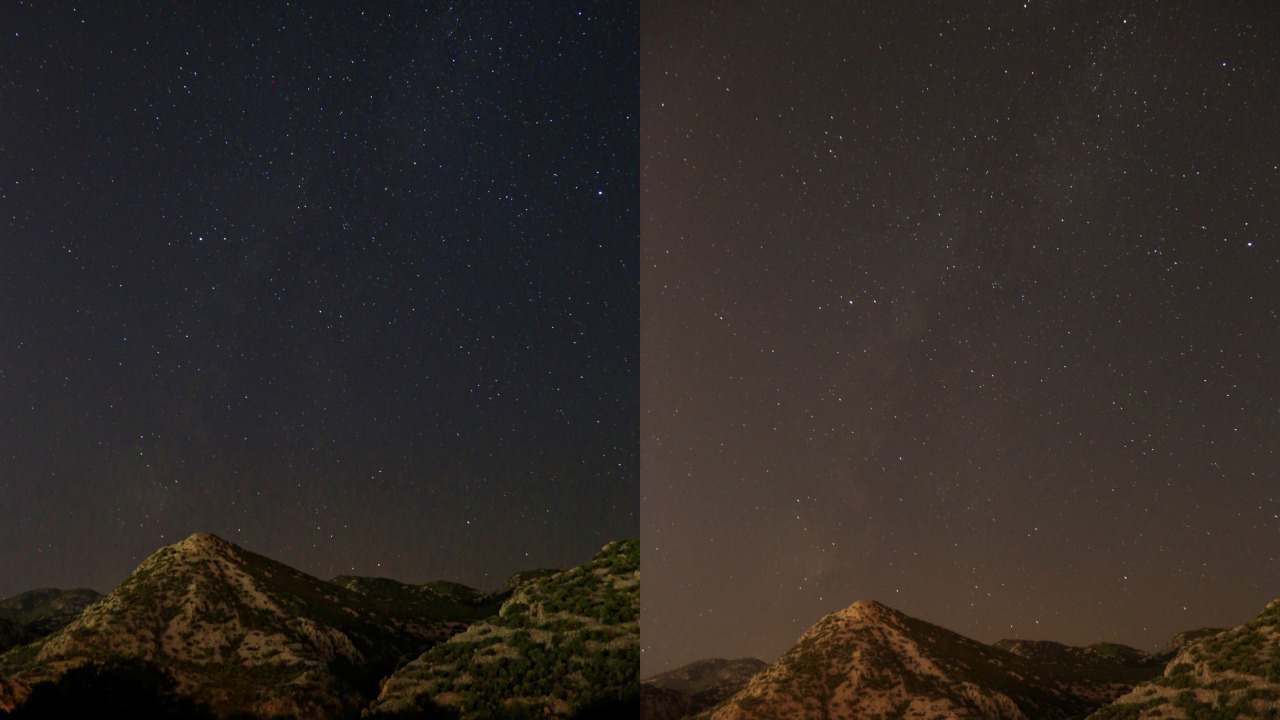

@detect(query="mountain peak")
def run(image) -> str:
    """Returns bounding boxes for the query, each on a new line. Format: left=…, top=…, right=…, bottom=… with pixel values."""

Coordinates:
left=169, top=532, right=236, bottom=559
left=179, top=531, right=226, bottom=547
left=827, top=598, right=899, bottom=627
left=841, top=598, right=890, bottom=615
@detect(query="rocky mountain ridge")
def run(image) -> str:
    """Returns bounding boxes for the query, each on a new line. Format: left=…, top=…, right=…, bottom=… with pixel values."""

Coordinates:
left=0, top=532, right=635, bottom=720
left=697, top=599, right=1142, bottom=720
left=655, top=599, right=1280, bottom=720
left=0, top=532, right=454, bottom=719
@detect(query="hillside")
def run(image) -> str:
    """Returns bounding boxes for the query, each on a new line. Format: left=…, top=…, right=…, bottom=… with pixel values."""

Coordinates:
left=699, top=600, right=1157, bottom=720
left=1088, top=600, right=1280, bottom=719
left=0, top=533, right=470, bottom=719
left=366, top=538, right=640, bottom=719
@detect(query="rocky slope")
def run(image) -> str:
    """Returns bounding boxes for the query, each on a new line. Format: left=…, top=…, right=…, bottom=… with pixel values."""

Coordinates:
left=0, top=533, right=469, bottom=719
left=641, top=658, right=766, bottom=720
left=366, top=538, right=640, bottom=718
left=1088, top=600, right=1280, bottom=719
left=700, top=600, right=1157, bottom=720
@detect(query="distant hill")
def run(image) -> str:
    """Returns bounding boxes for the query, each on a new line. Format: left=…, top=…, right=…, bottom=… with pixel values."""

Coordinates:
left=991, top=638, right=1167, bottom=685
left=0, top=589, right=101, bottom=642
left=329, top=574, right=505, bottom=626
left=642, top=657, right=766, bottom=720
left=367, top=538, right=640, bottom=719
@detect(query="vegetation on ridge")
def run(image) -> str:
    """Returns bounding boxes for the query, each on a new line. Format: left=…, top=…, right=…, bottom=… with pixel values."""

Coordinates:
left=367, top=539, right=640, bottom=720
left=1087, top=601, right=1280, bottom=720
left=0, top=533, right=636, bottom=720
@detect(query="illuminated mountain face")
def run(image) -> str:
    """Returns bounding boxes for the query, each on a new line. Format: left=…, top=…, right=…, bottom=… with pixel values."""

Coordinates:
left=0, top=533, right=634, bottom=720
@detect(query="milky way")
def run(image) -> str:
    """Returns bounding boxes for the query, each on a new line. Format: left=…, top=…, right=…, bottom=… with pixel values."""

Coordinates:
left=642, top=0, right=1280, bottom=675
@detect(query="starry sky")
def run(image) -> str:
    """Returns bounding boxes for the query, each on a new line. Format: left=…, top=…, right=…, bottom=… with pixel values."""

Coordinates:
left=0, top=2, right=637, bottom=598
left=642, top=0, right=1280, bottom=676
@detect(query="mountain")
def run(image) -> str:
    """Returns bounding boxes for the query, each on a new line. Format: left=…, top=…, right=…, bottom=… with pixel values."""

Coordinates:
left=698, top=600, right=1161, bottom=720
left=641, top=658, right=766, bottom=720
left=329, top=575, right=505, bottom=627
left=0, top=589, right=102, bottom=640
left=0, top=532, right=476, bottom=719
left=366, top=538, right=640, bottom=719
left=1087, top=600, right=1280, bottom=719
left=991, top=639, right=1166, bottom=685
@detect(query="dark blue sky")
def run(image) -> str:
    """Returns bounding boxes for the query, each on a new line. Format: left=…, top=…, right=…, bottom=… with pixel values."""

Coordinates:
left=1, top=2, right=637, bottom=595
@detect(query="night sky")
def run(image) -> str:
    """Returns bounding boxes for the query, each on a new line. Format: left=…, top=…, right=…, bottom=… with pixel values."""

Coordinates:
left=642, top=0, right=1280, bottom=676
left=1, top=3, right=637, bottom=598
